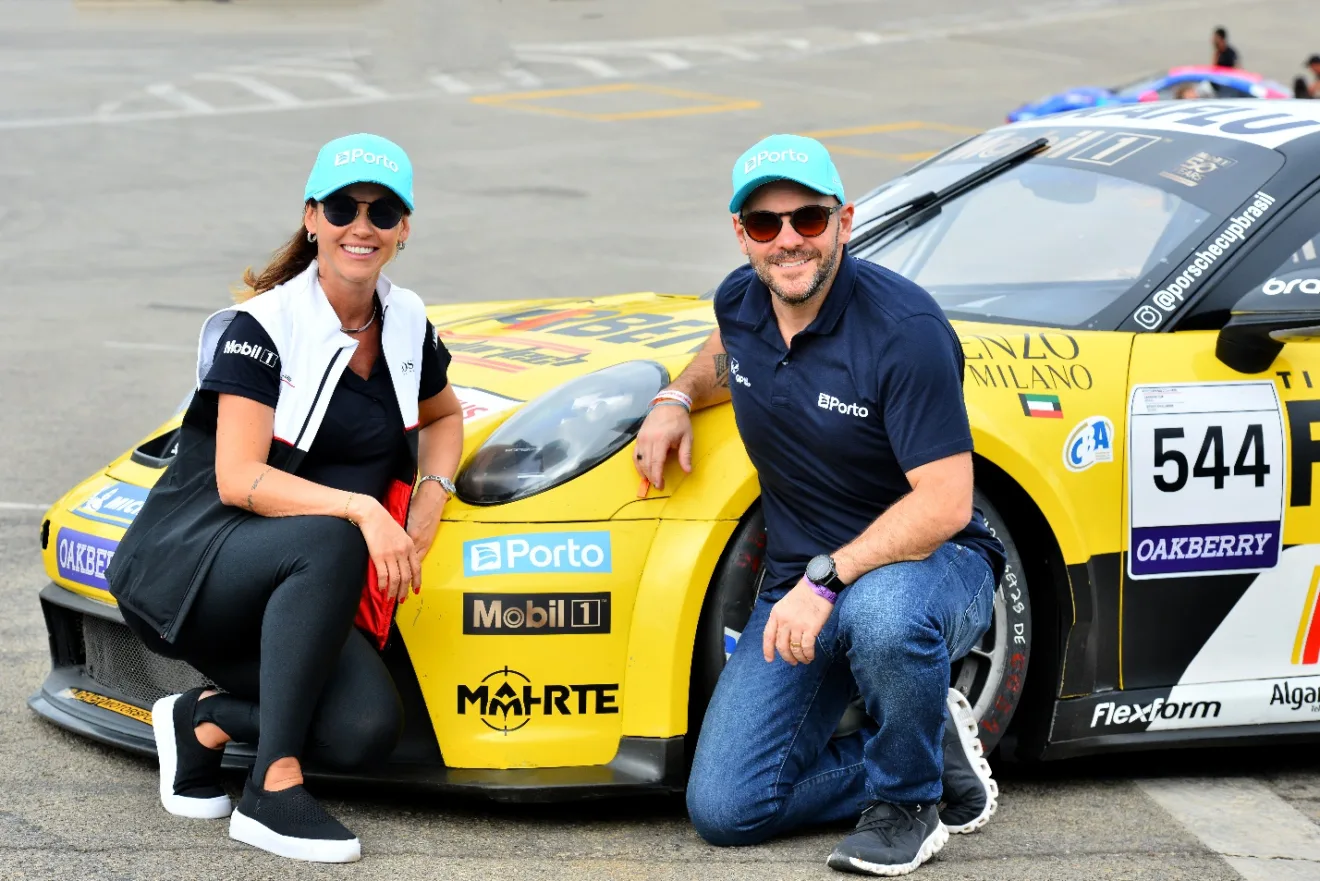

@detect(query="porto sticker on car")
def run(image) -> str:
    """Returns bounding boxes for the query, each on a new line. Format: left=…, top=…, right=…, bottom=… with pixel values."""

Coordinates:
left=463, top=531, right=612, bottom=577
left=1126, top=382, right=1284, bottom=579
left=1062, top=415, right=1114, bottom=472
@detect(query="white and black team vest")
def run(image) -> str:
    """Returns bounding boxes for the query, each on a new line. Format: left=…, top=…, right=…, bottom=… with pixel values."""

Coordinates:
left=108, top=261, right=430, bottom=644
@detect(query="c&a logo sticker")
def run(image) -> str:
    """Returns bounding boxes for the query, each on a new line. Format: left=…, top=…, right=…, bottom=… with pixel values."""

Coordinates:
left=457, top=666, right=619, bottom=734
left=1064, top=415, right=1115, bottom=472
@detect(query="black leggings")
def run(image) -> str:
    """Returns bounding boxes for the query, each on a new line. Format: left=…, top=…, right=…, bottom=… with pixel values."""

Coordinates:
left=125, top=515, right=401, bottom=781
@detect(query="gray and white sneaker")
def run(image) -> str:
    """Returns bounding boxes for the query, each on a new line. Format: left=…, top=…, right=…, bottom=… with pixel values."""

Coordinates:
left=827, top=802, right=947, bottom=876
left=938, top=687, right=998, bottom=834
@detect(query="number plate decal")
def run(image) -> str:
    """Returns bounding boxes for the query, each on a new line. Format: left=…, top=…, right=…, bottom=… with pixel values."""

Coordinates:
left=1128, top=382, right=1285, bottom=579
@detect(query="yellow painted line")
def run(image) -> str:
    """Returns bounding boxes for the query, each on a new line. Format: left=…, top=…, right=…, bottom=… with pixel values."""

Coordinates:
left=470, top=82, right=760, bottom=122
left=798, top=121, right=981, bottom=138
left=1291, top=565, right=1320, bottom=665
left=826, top=145, right=939, bottom=161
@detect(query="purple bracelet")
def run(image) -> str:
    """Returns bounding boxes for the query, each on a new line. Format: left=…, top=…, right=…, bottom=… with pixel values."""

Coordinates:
left=807, top=578, right=838, bottom=604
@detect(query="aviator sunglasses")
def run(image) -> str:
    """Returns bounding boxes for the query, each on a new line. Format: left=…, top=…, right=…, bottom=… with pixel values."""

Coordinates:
left=319, top=193, right=406, bottom=230
left=739, top=204, right=840, bottom=243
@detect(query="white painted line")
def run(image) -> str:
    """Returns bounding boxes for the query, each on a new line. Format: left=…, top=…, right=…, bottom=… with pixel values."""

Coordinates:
left=646, top=51, right=691, bottom=71
left=194, top=72, right=301, bottom=107
left=0, top=502, right=48, bottom=512
left=144, top=83, right=216, bottom=115
left=1137, top=778, right=1320, bottom=880
left=854, top=31, right=883, bottom=45
left=782, top=37, right=811, bottom=51
left=502, top=66, right=543, bottom=88
left=516, top=53, right=621, bottom=78
left=260, top=67, right=388, bottom=99
left=429, top=73, right=473, bottom=94
left=104, top=341, right=195, bottom=353
left=666, top=42, right=759, bottom=61
left=0, top=89, right=429, bottom=132
left=94, top=100, right=123, bottom=119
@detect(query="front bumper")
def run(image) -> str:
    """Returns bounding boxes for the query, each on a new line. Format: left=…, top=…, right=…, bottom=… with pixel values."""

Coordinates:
left=29, top=583, right=685, bottom=802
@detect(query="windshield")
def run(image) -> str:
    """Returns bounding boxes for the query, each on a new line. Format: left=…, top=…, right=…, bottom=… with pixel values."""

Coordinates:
left=854, top=126, right=1283, bottom=328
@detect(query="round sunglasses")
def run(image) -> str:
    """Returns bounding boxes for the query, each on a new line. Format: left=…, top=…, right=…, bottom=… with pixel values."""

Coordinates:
left=739, top=204, right=840, bottom=243
left=319, top=194, right=406, bottom=230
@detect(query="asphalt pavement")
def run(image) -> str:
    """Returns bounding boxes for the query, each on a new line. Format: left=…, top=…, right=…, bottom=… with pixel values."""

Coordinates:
left=4, top=0, right=1320, bottom=878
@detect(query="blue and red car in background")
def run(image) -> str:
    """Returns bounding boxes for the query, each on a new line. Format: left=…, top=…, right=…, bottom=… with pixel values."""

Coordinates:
left=1008, top=65, right=1291, bottom=122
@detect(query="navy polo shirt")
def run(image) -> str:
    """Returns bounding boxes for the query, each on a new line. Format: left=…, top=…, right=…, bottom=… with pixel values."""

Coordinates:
left=714, top=248, right=1005, bottom=598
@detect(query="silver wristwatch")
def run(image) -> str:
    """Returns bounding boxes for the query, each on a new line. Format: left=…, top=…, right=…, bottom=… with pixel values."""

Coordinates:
left=419, top=474, right=456, bottom=494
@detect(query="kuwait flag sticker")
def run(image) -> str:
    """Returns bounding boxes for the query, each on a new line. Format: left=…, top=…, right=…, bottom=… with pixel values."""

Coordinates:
left=1019, top=393, right=1063, bottom=418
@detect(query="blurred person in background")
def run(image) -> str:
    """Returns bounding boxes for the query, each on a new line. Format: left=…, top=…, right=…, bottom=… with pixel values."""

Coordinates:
left=1212, top=27, right=1239, bottom=67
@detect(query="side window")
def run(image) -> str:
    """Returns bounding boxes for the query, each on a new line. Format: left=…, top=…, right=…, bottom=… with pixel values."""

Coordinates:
left=1187, top=190, right=1320, bottom=328
left=1260, top=234, right=1320, bottom=299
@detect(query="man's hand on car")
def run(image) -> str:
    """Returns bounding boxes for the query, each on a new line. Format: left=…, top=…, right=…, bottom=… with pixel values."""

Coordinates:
left=633, top=403, right=693, bottom=492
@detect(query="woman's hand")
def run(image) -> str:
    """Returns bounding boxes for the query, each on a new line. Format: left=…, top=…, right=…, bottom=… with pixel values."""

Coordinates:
left=349, top=494, right=420, bottom=604
left=405, top=481, right=449, bottom=584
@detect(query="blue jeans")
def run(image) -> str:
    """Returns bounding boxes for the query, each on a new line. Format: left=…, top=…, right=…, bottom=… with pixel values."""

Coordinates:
left=686, top=541, right=995, bottom=846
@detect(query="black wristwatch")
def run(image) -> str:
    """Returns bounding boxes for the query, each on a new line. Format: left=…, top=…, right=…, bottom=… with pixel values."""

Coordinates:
left=805, top=554, right=844, bottom=591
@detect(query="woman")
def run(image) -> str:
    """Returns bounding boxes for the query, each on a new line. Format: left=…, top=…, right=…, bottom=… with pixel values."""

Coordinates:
left=106, top=132, right=464, bottom=863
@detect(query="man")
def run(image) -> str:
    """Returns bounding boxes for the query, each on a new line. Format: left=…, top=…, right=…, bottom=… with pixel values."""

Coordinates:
left=633, top=134, right=1006, bottom=876
left=1212, top=27, right=1238, bottom=68
left=1300, top=55, right=1320, bottom=98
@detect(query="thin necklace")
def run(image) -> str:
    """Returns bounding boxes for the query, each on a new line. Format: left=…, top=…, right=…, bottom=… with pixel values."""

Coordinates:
left=340, top=300, right=378, bottom=334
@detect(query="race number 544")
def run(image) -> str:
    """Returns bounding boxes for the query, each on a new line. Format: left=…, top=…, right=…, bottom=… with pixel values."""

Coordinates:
left=1128, top=382, right=1284, bottom=579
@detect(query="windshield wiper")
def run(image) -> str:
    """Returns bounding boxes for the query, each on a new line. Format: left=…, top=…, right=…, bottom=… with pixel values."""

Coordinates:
left=850, top=137, right=1050, bottom=252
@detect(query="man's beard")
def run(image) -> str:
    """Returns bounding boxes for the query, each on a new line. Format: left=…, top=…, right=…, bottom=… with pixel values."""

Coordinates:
left=751, top=227, right=840, bottom=307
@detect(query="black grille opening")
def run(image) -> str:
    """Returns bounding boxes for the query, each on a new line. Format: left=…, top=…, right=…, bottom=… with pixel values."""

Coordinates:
left=82, top=616, right=212, bottom=705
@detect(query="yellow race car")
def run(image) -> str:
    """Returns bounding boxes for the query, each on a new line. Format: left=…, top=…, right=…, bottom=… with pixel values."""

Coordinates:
left=31, top=99, right=1320, bottom=798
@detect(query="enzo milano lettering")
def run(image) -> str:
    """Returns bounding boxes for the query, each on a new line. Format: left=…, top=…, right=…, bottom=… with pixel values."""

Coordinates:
left=457, top=666, right=618, bottom=734
left=1271, top=681, right=1320, bottom=712
left=960, top=332, right=1093, bottom=393
left=1091, top=697, right=1221, bottom=727
left=1133, top=191, right=1276, bottom=330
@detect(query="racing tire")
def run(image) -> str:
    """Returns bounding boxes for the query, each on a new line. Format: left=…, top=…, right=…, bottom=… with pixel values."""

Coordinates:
left=687, top=490, right=1031, bottom=758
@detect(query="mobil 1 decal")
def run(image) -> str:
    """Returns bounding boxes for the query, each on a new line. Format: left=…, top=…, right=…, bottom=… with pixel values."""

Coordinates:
left=1127, top=381, right=1284, bottom=579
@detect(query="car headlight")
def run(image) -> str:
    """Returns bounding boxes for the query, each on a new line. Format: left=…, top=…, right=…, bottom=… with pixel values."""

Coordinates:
left=456, top=361, right=669, bottom=505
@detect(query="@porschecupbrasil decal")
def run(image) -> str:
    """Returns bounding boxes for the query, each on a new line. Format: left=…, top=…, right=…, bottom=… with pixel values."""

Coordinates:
left=1127, top=382, right=1284, bottom=579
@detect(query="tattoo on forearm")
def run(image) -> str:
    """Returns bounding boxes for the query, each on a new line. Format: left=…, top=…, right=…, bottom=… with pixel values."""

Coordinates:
left=714, top=354, right=730, bottom=388
left=246, top=467, right=272, bottom=512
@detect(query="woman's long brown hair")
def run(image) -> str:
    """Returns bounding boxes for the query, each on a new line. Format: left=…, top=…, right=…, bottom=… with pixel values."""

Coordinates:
left=234, top=202, right=318, bottom=302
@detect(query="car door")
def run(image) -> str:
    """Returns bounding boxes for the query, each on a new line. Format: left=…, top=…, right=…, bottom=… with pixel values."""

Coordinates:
left=1121, top=187, right=1320, bottom=731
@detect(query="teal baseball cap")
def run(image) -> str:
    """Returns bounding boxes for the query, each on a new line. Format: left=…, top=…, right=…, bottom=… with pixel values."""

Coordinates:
left=729, top=134, right=845, bottom=214
left=304, top=133, right=415, bottom=211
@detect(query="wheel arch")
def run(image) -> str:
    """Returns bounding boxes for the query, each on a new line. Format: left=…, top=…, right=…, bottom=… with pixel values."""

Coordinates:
left=973, top=452, right=1070, bottom=760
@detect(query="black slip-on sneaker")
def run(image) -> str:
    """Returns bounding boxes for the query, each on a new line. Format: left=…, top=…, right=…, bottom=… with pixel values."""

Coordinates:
left=229, top=778, right=360, bottom=863
left=939, top=687, right=998, bottom=834
left=826, top=802, right=947, bottom=876
left=151, top=689, right=231, bottom=819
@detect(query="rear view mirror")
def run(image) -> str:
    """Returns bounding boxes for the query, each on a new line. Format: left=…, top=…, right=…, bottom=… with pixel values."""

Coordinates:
left=1216, top=275, right=1320, bottom=372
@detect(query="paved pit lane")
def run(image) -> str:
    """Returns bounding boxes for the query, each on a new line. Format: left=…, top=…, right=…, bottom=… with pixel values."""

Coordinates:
left=4, top=0, right=1320, bottom=878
